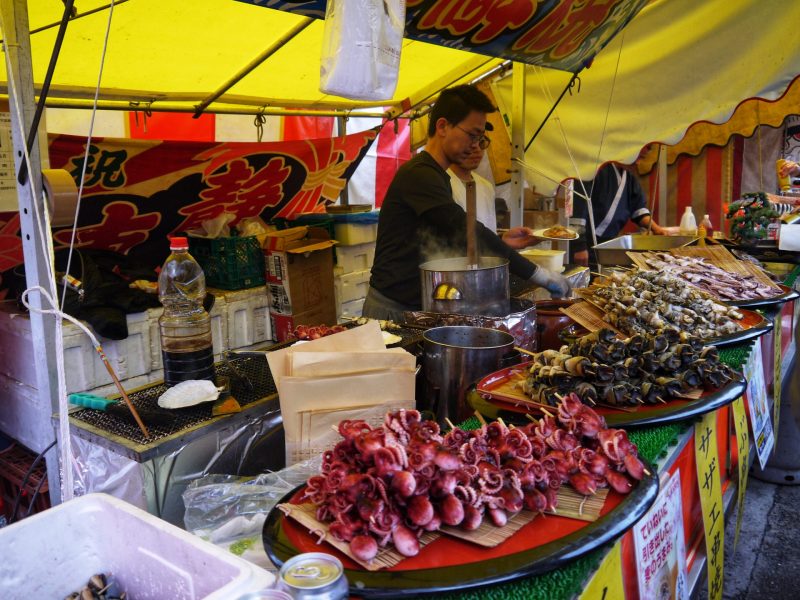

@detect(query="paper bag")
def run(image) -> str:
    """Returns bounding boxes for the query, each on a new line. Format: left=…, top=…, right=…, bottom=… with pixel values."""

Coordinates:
left=280, top=369, right=415, bottom=466
left=288, top=348, right=415, bottom=377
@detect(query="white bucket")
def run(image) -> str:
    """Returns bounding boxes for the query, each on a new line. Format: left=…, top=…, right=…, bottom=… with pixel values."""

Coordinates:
left=520, top=248, right=566, bottom=272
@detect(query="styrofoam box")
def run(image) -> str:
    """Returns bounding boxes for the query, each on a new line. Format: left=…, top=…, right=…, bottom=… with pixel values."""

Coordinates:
left=340, top=297, right=366, bottom=320
left=0, top=306, right=153, bottom=394
left=334, top=221, right=378, bottom=245
left=223, top=285, right=273, bottom=347
left=336, top=241, right=376, bottom=274
left=334, top=269, right=371, bottom=305
left=0, top=493, right=274, bottom=600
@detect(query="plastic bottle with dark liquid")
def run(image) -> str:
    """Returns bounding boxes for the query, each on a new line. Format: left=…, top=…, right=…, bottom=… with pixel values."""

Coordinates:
left=158, top=236, right=214, bottom=386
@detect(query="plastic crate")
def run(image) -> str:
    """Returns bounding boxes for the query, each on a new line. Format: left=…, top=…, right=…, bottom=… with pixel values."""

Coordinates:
left=332, top=210, right=380, bottom=245
left=188, top=235, right=266, bottom=290
left=0, top=443, right=50, bottom=523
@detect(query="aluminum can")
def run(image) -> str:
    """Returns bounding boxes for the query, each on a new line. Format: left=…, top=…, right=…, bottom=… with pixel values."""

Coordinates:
left=236, top=591, right=294, bottom=600
left=277, top=552, right=349, bottom=599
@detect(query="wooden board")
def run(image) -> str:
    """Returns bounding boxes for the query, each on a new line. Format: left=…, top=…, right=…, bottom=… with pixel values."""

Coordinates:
left=558, top=301, right=623, bottom=336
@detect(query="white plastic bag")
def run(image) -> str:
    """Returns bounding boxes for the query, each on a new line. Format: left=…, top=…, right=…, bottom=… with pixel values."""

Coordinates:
left=320, top=0, right=406, bottom=100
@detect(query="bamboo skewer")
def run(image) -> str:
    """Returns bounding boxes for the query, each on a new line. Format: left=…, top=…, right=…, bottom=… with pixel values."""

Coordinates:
left=96, top=344, right=149, bottom=438
left=444, top=418, right=457, bottom=431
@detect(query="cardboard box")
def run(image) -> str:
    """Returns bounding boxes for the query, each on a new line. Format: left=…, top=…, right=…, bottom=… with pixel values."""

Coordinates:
left=264, top=227, right=337, bottom=342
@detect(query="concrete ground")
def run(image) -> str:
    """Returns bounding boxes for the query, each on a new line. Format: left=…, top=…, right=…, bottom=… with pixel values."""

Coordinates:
left=702, top=476, right=800, bottom=599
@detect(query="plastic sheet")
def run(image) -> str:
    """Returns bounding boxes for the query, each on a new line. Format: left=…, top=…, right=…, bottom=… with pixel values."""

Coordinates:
left=319, top=0, right=405, bottom=100
left=182, top=457, right=322, bottom=570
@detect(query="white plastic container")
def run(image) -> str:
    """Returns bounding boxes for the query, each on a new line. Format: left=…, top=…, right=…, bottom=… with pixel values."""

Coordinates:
left=334, top=221, right=378, bottom=245
left=679, top=206, right=697, bottom=236
left=340, top=297, right=366, bottom=320
left=520, top=248, right=566, bottom=272
left=334, top=268, right=371, bottom=305
left=0, top=493, right=274, bottom=599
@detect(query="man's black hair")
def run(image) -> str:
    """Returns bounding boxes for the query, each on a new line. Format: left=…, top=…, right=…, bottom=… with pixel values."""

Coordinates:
left=427, top=85, right=497, bottom=137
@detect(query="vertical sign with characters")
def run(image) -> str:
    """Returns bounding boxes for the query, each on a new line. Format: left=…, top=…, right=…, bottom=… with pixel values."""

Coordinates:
left=578, top=542, right=625, bottom=600
left=633, top=469, right=689, bottom=600
left=743, top=343, right=774, bottom=468
left=695, top=410, right=724, bottom=600
left=732, top=396, right=750, bottom=550
left=773, top=318, right=782, bottom=441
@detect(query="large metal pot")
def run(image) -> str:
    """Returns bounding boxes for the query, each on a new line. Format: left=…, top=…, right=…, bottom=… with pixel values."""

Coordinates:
left=420, top=256, right=509, bottom=317
left=422, top=326, right=515, bottom=425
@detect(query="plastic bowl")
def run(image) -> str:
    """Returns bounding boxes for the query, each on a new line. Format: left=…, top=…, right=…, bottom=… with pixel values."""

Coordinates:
left=520, top=248, right=566, bottom=272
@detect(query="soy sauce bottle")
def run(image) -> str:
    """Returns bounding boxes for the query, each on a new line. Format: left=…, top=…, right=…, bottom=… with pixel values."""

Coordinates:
left=158, top=236, right=214, bottom=385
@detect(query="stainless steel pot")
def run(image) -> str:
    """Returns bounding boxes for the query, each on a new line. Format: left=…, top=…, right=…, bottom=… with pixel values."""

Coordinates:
left=419, top=256, right=509, bottom=317
left=422, top=326, right=515, bottom=425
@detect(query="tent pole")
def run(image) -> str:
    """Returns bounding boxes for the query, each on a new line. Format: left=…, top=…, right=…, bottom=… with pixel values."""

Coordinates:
left=193, top=17, right=314, bottom=118
left=509, top=62, right=526, bottom=229
left=0, top=0, right=64, bottom=505
left=524, top=71, right=581, bottom=153
left=337, top=116, right=349, bottom=206
left=17, top=0, right=75, bottom=185
left=38, top=97, right=393, bottom=118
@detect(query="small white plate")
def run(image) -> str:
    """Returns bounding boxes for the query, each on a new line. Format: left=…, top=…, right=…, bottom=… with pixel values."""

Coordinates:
left=532, top=227, right=579, bottom=241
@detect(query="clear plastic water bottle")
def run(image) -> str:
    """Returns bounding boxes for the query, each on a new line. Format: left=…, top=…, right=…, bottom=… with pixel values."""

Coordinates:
left=158, top=236, right=214, bottom=386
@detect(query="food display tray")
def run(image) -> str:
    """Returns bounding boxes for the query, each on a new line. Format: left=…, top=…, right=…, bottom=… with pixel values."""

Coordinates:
left=724, top=283, right=799, bottom=310
left=471, top=363, right=746, bottom=429
left=262, top=471, right=658, bottom=598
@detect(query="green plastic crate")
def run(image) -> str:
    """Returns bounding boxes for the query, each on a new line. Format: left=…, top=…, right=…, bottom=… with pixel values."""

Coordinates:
left=188, top=235, right=266, bottom=290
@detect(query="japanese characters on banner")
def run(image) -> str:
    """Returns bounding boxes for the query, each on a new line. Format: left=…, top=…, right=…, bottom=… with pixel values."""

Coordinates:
left=695, top=411, right=724, bottom=600
left=731, top=396, right=750, bottom=550
left=632, top=470, right=689, bottom=600
left=578, top=542, right=624, bottom=600
left=743, top=342, right=774, bottom=468
left=0, top=130, right=378, bottom=288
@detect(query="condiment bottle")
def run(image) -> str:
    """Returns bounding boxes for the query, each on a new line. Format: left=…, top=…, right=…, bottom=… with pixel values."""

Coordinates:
left=158, top=236, right=215, bottom=386
left=679, top=206, right=697, bottom=236
left=701, top=214, right=713, bottom=236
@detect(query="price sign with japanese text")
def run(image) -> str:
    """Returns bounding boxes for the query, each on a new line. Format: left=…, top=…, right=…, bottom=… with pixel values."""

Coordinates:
left=632, top=469, right=688, bottom=600
left=732, top=396, right=750, bottom=551
left=695, top=410, right=724, bottom=600
left=578, top=542, right=625, bottom=600
left=743, top=342, right=774, bottom=468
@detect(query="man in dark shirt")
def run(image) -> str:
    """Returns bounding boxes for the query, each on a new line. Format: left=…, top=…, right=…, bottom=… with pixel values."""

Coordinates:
left=569, top=163, right=665, bottom=266
left=363, top=85, right=570, bottom=321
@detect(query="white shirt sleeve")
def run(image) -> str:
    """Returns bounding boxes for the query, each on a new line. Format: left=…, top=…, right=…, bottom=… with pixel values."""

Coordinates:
left=448, top=169, right=497, bottom=233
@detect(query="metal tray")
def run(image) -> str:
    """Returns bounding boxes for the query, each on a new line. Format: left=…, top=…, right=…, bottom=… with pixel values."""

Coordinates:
left=593, top=234, right=696, bottom=266
left=262, top=471, right=658, bottom=598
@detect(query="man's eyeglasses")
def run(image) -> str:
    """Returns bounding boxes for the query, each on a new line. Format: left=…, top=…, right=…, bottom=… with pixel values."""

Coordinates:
left=455, top=125, right=491, bottom=150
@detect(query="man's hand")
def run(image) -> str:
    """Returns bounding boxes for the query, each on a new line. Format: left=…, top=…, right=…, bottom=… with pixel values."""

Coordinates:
left=502, top=226, right=541, bottom=249
left=573, top=249, right=589, bottom=266
left=529, top=267, right=571, bottom=298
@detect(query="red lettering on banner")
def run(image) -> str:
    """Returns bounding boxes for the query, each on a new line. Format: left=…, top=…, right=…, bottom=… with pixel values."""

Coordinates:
left=53, top=202, right=161, bottom=254
left=512, top=0, right=620, bottom=59
left=178, top=157, right=291, bottom=231
left=415, top=0, right=536, bottom=44
left=0, top=213, right=23, bottom=272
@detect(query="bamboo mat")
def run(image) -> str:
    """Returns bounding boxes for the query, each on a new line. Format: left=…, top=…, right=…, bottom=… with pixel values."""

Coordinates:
left=281, top=484, right=610, bottom=565
left=278, top=502, right=439, bottom=571
left=559, top=301, right=623, bottom=336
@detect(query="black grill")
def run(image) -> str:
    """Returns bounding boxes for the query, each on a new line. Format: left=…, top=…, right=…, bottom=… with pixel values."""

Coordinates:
left=70, top=355, right=277, bottom=445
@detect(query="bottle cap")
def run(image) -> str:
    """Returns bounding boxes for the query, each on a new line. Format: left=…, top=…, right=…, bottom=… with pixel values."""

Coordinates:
left=169, top=236, right=189, bottom=250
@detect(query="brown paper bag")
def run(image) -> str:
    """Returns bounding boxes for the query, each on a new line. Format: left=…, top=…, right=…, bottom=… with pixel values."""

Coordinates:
left=288, top=348, right=415, bottom=377
left=280, top=369, right=416, bottom=465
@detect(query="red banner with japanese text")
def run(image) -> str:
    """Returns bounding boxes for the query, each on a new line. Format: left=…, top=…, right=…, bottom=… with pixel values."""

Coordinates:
left=0, top=130, right=377, bottom=295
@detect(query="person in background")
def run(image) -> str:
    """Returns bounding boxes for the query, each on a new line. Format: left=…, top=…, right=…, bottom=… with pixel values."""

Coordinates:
left=448, top=132, right=541, bottom=249
left=363, top=84, right=570, bottom=322
left=569, top=162, right=665, bottom=266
